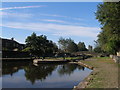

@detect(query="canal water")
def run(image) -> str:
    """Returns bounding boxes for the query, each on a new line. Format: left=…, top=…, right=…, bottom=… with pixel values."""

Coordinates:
left=2, top=62, right=92, bottom=88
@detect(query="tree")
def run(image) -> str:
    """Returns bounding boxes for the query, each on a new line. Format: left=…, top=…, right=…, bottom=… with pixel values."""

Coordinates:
left=95, top=2, right=120, bottom=54
left=78, top=42, right=87, bottom=51
left=67, top=41, right=78, bottom=53
left=58, top=37, right=73, bottom=52
left=24, top=32, right=58, bottom=58
left=93, top=41, right=103, bottom=53
left=58, top=37, right=79, bottom=53
left=88, top=45, right=93, bottom=52
left=94, top=46, right=102, bottom=53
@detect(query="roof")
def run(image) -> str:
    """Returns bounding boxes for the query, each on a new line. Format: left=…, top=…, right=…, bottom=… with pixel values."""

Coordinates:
left=1, top=38, right=25, bottom=45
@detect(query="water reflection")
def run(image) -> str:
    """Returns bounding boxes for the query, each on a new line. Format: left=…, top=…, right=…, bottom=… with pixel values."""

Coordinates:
left=2, top=61, right=91, bottom=88
left=58, top=64, right=84, bottom=76
left=24, top=64, right=57, bottom=84
left=2, top=62, right=30, bottom=76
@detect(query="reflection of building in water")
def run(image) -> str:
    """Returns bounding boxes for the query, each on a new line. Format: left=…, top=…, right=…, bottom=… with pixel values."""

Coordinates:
left=2, top=62, right=31, bottom=76
left=2, top=65, right=20, bottom=76
left=1, top=37, right=25, bottom=51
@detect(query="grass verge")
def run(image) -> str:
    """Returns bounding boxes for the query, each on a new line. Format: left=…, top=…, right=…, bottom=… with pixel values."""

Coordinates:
left=77, top=57, right=118, bottom=88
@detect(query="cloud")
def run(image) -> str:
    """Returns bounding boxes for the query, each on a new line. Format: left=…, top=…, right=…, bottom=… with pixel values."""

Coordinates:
left=41, top=19, right=86, bottom=26
left=1, top=22, right=100, bottom=38
left=42, top=19, right=66, bottom=23
left=0, top=5, right=47, bottom=11
left=39, top=14, right=68, bottom=18
left=39, top=14, right=83, bottom=21
left=1, top=11, right=32, bottom=18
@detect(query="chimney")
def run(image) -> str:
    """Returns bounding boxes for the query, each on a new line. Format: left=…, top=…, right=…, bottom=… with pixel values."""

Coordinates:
left=11, top=37, right=14, bottom=41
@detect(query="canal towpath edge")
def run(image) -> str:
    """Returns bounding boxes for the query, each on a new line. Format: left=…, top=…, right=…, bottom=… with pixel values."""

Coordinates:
left=73, top=57, right=118, bottom=89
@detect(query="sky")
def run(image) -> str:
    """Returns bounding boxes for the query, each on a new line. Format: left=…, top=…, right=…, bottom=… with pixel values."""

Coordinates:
left=1, top=2, right=102, bottom=47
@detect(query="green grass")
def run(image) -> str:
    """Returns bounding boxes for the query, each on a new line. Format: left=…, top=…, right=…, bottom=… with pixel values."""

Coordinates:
left=65, top=57, right=82, bottom=60
left=79, top=57, right=118, bottom=88
left=40, top=57, right=82, bottom=60
left=91, top=57, right=110, bottom=59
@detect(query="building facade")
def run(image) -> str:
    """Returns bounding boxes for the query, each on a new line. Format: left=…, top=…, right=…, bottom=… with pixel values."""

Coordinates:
left=1, top=38, right=25, bottom=51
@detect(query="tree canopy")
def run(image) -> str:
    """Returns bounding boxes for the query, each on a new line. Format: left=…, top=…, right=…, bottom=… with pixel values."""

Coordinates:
left=78, top=42, right=87, bottom=51
left=58, top=37, right=89, bottom=53
left=23, top=32, right=58, bottom=58
left=95, top=2, right=120, bottom=54
left=58, top=37, right=78, bottom=53
left=58, top=37, right=74, bottom=51
left=88, top=45, right=93, bottom=52
left=67, top=41, right=78, bottom=53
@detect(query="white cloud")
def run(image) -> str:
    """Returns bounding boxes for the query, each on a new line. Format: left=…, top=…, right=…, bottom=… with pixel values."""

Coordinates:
left=1, top=12, right=32, bottom=18
left=0, top=5, right=47, bottom=11
left=39, top=14, right=83, bottom=21
left=39, top=14, right=68, bottom=18
left=41, top=19, right=85, bottom=26
left=1, top=11, right=83, bottom=23
left=42, top=19, right=66, bottom=23
left=1, top=22, right=100, bottom=38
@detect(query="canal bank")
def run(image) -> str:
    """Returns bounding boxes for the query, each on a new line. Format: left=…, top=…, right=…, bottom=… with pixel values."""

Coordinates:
left=74, top=57, right=118, bottom=89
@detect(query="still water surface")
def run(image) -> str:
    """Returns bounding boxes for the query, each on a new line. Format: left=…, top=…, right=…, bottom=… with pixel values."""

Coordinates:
left=2, top=62, right=92, bottom=88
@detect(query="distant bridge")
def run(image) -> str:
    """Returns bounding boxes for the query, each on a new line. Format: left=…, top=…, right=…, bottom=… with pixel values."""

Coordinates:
left=73, top=51, right=101, bottom=57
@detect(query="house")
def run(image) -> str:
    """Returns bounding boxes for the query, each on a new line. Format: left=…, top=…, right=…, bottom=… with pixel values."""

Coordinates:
left=1, top=37, right=25, bottom=51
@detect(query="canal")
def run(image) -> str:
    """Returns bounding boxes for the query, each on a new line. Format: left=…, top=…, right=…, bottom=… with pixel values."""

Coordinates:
left=2, top=61, right=92, bottom=88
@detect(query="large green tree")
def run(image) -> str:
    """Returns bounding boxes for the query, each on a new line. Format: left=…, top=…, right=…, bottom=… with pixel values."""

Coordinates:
left=95, top=2, right=120, bottom=54
left=77, top=42, right=87, bottom=51
left=58, top=37, right=73, bottom=51
left=58, top=37, right=78, bottom=53
left=94, top=41, right=103, bottom=53
left=24, top=32, right=58, bottom=58
left=67, top=41, right=78, bottom=53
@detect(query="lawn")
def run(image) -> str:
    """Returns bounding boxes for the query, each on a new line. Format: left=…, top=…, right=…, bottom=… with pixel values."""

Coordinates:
left=40, top=57, right=82, bottom=60
left=77, top=57, right=119, bottom=88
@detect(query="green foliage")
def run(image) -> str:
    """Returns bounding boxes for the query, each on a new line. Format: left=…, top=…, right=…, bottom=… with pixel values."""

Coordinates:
left=94, top=41, right=103, bottom=53
left=78, top=42, right=88, bottom=51
left=22, top=47, right=31, bottom=52
left=67, top=41, right=78, bottom=53
left=94, top=46, right=102, bottom=53
left=95, top=2, right=120, bottom=54
left=58, top=37, right=89, bottom=53
left=58, top=37, right=79, bottom=53
left=58, top=37, right=73, bottom=51
left=25, top=32, right=58, bottom=57
left=88, top=45, right=93, bottom=52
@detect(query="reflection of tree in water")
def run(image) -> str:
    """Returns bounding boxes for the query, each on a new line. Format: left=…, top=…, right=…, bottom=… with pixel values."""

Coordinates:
left=2, top=62, right=85, bottom=84
left=77, top=65, right=85, bottom=71
left=2, top=66, right=19, bottom=76
left=2, top=62, right=31, bottom=76
left=58, top=64, right=85, bottom=76
left=24, top=64, right=57, bottom=84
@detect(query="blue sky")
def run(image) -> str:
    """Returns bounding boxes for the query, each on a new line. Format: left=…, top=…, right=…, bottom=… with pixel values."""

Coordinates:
left=1, top=2, right=102, bottom=47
